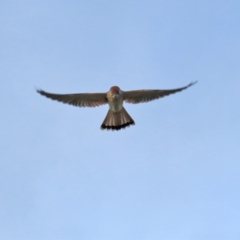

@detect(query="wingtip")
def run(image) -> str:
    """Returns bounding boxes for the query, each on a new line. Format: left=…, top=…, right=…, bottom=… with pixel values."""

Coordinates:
left=36, top=88, right=44, bottom=95
left=189, top=80, right=198, bottom=86
left=35, top=87, right=41, bottom=92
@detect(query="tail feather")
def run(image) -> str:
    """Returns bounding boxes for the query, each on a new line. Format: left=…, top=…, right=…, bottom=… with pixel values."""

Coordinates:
left=101, top=107, right=135, bottom=131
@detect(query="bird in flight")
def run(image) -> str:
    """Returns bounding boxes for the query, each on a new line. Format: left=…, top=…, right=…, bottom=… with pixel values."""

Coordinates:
left=37, top=81, right=197, bottom=131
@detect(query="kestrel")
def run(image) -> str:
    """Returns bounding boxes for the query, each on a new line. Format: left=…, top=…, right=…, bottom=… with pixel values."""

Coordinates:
left=37, top=81, right=197, bottom=130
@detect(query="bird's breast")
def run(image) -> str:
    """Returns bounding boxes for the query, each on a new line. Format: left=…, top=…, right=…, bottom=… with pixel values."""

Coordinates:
left=108, top=98, right=123, bottom=112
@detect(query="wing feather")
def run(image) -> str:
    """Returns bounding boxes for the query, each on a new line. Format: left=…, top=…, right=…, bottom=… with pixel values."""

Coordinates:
left=123, top=81, right=197, bottom=104
left=36, top=89, right=108, bottom=107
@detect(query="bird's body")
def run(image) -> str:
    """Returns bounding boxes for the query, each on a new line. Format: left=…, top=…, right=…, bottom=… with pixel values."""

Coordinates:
left=37, top=81, right=197, bottom=130
left=107, top=86, right=123, bottom=112
left=102, top=86, right=134, bottom=130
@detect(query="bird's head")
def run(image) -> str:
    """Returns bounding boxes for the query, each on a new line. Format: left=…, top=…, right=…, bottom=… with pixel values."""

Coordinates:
left=109, top=86, right=121, bottom=98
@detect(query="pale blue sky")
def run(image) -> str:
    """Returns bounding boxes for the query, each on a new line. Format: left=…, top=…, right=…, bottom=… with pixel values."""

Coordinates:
left=1, top=1, right=240, bottom=239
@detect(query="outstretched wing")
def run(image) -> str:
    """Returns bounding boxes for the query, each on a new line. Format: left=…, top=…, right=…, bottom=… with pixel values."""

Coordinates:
left=123, top=81, right=197, bottom=104
left=37, top=89, right=108, bottom=107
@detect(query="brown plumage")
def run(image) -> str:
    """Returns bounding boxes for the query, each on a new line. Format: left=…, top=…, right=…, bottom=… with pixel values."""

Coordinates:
left=37, top=81, right=197, bottom=130
left=101, top=107, right=135, bottom=130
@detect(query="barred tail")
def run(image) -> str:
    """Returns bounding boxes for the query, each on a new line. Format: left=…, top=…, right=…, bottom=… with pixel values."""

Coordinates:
left=101, top=107, right=135, bottom=131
